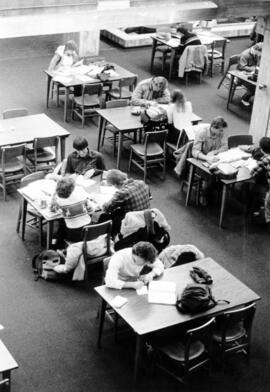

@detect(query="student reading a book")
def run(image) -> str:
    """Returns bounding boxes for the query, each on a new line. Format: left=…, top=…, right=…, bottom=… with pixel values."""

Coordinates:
left=105, top=242, right=164, bottom=290
left=48, top=40, right=80, bottom=71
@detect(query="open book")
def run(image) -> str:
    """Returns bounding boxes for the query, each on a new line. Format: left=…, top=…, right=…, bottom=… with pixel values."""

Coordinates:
left=148, top=281, right=177, bottom=305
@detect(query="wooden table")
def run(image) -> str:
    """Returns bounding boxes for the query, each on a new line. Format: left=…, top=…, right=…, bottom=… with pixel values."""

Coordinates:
left=0, top=113, right=70, bottom=161
left=227, top=69, right=257, bottom=110
left=45, top=63, right=137, bottom=122
left=185, top=157, right=254, bottom=228
left=150, top=30, right=228, bottom=80
left=0, top=339, right=18, bottom=392
left=95, top=257, right=260, bottom=385
left=96, top=106, right=202, bottom=169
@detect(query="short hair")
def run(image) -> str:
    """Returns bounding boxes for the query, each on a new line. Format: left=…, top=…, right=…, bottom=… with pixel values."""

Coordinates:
left=177, top=26, right=188, bottom=35
left=259, top=137, right=270, bottom=154
left=106, top=169, right=127, bottom=187
left=253, top=42, right=263, bottom=52
left=210, top=116, right=228, bottom=130
left=171, top=89, right=186, bottom=109
left=132, top=242, right=157, bottom=264
left=56, top=177, right=75, bottom=198
left=175, top=251, right=197, bottom=266
left=152, top=76, right=168, bottom=91
left=73, top=136, right=88, bottom=151
left=64, top=40, right=79, bottom=54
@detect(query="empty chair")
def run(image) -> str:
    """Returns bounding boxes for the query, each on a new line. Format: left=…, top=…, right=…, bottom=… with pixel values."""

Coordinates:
left=0, top=378, right=10, bottom=391
left=128, top=129, right=168, bottom=182
left=2, top=108, right=29, bottom=119
left=0, top=144, right=27, bottom=201
left=71, top=83, right=103, bottom=127
left=26, top=136, right=59, bottom=172
left=82, top=220, right=113, bottom=282
left=150, top=317, right=215, bottom=384
left=228, top=135, right=253, bottom=149
left=107, top=75, right=137, bottom=101
left=207, top=39, right=227, bottom=77
left=217, top=54, right=241, bottom=90
left=213, top=302, right=256, bottom=364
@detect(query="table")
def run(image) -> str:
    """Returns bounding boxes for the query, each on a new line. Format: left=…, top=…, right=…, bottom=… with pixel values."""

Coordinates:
left=150, top=30, right=228, bottom=80
left=96, top=106, right=202, bottom=169
left=45, top=63, right=137, bottom=122
left=185, top=158, right=254, bottom=228
left=95, top=257, right=260, bottom=385
left=0, top=113, right=70, bottom=161
left=227, top=70, right=257, bottom=110
left=0, top=339, right=18, bottom=392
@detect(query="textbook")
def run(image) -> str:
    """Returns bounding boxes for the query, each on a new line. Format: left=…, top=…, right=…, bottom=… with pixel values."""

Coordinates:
left=148, top=281, right=177, bottom=305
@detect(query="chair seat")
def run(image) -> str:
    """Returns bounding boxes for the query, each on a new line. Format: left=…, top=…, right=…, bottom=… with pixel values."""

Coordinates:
left=208, top=49, right=223, bottom=59
left=156, top=46, right=171, bottom=54
left=213, top=323, right=246, bottom=343
left=105, top=124, right=118, bottom=134
left=73, top=94, right=100, bottom=106
left=159, top=340, right=205, bottom=361
left=108, top=87, right=132, bottom=100
left=27, top=147, right=55, bottom=163
left=131, top=142, right=164, bottom=156
left=0, top=158, right=24, bottom=173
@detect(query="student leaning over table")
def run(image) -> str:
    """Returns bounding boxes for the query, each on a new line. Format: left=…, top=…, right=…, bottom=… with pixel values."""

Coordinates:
left=131, top=76, right=170, bottom=107
left=105, top=242, right=164, bottom=290
left=48, top=40, right=80, bottom=71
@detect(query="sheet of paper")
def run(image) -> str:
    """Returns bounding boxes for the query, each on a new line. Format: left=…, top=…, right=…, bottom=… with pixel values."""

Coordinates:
left=53, top=75, right=73, bottom=84
left=216, top=147, right=251, bottom=163
left=148, top=281, right=177, bottom=305
left=88, top=192, right=114, bottom=207
left=111, top=295, right=128, bottom=308
left=75, top=74, right=97, bottom=83
left=136, top=285, right=148, bottom=296
left=76, top=175, right=96, bottom=188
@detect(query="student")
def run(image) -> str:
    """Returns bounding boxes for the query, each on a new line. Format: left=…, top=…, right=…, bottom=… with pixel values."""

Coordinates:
left=48, top=40, right=80, bottom=71
left=105, top=241, right=164, bottom=289
left=177, top=26, right=201, bottom=55
left=131, top=76, right=170, bottom=107
left=251, top=137, right=270, bottom=224
left=167, top=89, right=193, bottom=131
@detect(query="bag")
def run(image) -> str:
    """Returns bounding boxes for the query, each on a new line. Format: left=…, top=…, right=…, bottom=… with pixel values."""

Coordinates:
left=140, top=106, right=168, bottom=132
left=190, top=266, right=213, bottom=284
left=32, top=250, right=62, bottom=281
left=176, top=284, right=217, bottom=313
left=210, top=162, right=238, bottom=180
left=97, top=64, right=115, bottom=82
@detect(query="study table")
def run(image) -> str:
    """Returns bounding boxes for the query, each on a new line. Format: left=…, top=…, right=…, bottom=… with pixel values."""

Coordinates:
left=227, top=69, right=257, bottom=110
left=185, top=157, right=254, bottom=228
left=45, top=62, right=137, bottom=122
left=96, top=106, right=202, bottom=169
left=151, top=30, right=228, bottom=80
left=95, top=257, right=260, bottom=385
left=0, top=339, right=18, bottom=392
left=0, top=113, right=70, bottom=161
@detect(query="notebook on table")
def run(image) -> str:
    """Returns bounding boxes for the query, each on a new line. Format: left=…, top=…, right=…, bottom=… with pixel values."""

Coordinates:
left=148, top=281, right=177, bottom=305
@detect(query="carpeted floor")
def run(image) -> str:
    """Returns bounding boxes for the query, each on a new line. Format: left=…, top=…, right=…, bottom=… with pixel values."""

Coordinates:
left=0, top=35, right=269, bottom=392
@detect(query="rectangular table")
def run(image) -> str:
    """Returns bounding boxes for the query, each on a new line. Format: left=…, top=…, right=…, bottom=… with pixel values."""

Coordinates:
left=45, top=62, right=137, bottom=122
left=95, top=257, right=260, bottom=384
left=151, top=30, right=228, bottom=80
left=185, top=157, right=254, bottom=228
left=227, top=69, right=257, bottom=110
left=0, top=113, right=70, bottom=161
left=0, top=339, right=18, bottom=392
left=96, top=106, right=202, bottom=169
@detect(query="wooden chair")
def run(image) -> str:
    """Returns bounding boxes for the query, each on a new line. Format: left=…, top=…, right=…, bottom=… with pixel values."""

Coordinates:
left=228, top=135, right=253, bottom=149
left=106, top=75, right=137, bottom=101
left=128, top=129, right=168, bottom=182
left=217, top=54, right=240, bottom=89
left=71, top=83, right=103, bottom=127
left=16, top=171, right=46, bottom=246
left=0, top=144, right=27, bottom=201
left=207, top=39, right=227, bottom=77
left=26, top=136, right=59, bottom=172
left=150, top=317, right=215, bottom=384
left=2, top=108, right=29, bottom=119
left=0, top=378, right=10, bottom=391
left=166, top=127, right=185, bottom=163
left=82, top=220, right=113, bottom=282
left=178, top=45, right=208, bottom=86
left=213, top=303, right=256, bottom=365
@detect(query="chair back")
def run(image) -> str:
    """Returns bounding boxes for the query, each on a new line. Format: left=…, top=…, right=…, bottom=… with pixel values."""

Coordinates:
left=82, top=220, right=112, bottom=261
left=217, top=54, right=240, bottom=89
left=221, top=302, right=256, bottom=331
left=119, top=75, right=138, bottom=91
left=83, top=83, right=103, bottom=97
left=0, top=378, right=10, bottom=391
left=34, top=136, right=59, bottom=150
left=21, top=171, right=45, bottom=187
left=105, top=99, right=128, bottom=109
left=2, top=108, right=29, bottom=119
left=228, top=134, right=253, bottom=149
left=1, top=144, right=26, bottom=162
left=208, top=39, right=227, bottom=58
left=144, top=129, right=168, bottom=148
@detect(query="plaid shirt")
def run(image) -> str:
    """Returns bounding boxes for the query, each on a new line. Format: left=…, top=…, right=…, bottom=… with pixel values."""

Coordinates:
left=104, top=179, right=150, bottom=214
left=251, top=154, right=270, bottom=187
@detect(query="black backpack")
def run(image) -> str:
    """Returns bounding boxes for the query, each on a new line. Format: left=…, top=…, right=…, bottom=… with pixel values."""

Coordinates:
left=32, top=250, right=62, bottom=281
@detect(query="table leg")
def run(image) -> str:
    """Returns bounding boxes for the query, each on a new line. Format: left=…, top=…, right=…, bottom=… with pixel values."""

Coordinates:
left=97, top=116, right=105, bottom=151
left=46, top=221, right=54, bottom=249
left=60, top=137, right=66, bottom=161
left=64, top=87, right=70, bottom=122
left=226, top=74, right=235, bottom=110
left=133, top=334, right=144, bottom=386
left=169, top=48, right=176, bottom=80
left=2, top=370, right=11, bottom=392
left=21, top=198, right=28, bottom=241
left=185, top=164, right=195, bottom=206
left=46, top=75, right=52, bottom=108
left=150, top=39, right=157, bottom=72
left=116, top=131, right=123, bottom=169
left=219, top=184, right=227, bottom=228
left=97, top=299, right=107, bottom=348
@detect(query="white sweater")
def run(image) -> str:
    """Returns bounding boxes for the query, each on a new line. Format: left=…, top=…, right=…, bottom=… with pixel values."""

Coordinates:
left=167, top=101, right=193, bottom=130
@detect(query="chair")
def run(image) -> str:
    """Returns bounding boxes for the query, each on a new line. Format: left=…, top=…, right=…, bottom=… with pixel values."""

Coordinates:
left=217, top=54, right=240, bottom=89
left=71, top=83, right=103, bottom=127
left=213, top=302, right=256, bottom=365
left=178, top=45, right=208, bottom=86
left=82, top=220, right=113, bottom=282
left=106, top=75, right=137, bottom=101
left=0, top=144, right=27, bottom=201
left=0, top=378, right=10, bottom=391
left=228, top=135, right=253, bottom=149
left=128, top=129, right=168, bottom=182
left=26, top=136, right=59, bottom=172
left=2, top=107, right=29, bottom=119
left=16, top=171, right=46, bottom=246
left=166, top=127, right=186, bottom=163
left=207, top=39, right=227, bottom=77
left=151, top=317, right=215, bottom=384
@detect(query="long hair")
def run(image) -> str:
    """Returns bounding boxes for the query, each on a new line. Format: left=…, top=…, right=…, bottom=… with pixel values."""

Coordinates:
left=171, top=89, right=186, bottom=112
left=64, top=40, right=79, bottom=55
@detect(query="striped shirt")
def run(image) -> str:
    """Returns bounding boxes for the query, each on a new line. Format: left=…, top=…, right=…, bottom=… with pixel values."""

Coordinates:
left=251, top=154, right=270, bottom=187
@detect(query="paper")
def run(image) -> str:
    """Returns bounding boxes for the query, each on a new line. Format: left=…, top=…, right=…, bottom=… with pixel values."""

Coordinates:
left=216, top=147, right=251, bottom=163
left=136, top=286, right=148, bottom=296
left=53, top=75, right=72, bottom=84
left=148, top=281, right=177, bottom=305
left=76, top=175, right=96, bottom=188
left=88, top=192, right=114, bottom=208
left=76, top=74, right=97, bottom=83
left=99, top=185, right=117, bottom=196
left=111, top=295, right=128, bottom=308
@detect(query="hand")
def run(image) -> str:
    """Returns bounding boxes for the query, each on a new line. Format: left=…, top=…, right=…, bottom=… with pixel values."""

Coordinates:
left=139, top=273, right=154, bottom=285
left=133, top=281, right=144, bottom=290
left=84, top=169, right=95, bottom=179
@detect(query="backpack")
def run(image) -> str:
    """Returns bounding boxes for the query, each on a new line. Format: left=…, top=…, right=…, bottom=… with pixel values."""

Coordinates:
left=140, top=106, right=168, bottom=133
left=32, top=250, right=62, bottom=281
left=176, top=284, right=217, bottom=314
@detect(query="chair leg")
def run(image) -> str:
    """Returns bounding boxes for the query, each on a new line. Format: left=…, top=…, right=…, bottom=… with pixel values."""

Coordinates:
left=101, top=121, right=107, bottom=147
left=113, top=134, right=117, bottom=157
left=162, top=53, right=166, bottom=73
left=144, top=158, right=147, bottom=183
left=128, top=150, right=133, bottom=173
left=162, top=158, right=166, bottom=180
left=56, top=84, right=60, bottom=107
left=16, top=204, right=22, bottom=233
left=39, top=217, right=43, bottom=247
left=3, top=177, right=6, bottom=201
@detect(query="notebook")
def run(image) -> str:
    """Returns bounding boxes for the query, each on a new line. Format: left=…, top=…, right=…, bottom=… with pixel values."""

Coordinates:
left=148, top=281, right=177, bottom=305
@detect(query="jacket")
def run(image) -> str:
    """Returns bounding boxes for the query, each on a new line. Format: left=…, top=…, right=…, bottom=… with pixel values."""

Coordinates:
left=174, top=141, right=194, bottom=177
left=178, top=45, right=208, bottom=78
left=159, top=244, right=205, bottom=269
left=131, top=78, right=170, bottom=106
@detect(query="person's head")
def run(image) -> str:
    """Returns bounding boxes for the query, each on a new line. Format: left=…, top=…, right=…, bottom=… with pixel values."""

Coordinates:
left=251, top=42, right=263, bottom=57
left=210, top=116, right=228, bottom=139
left=132, top=242, right=157, bottom=265
left=105, top=169, right=128, bottom=188
left=56, top=177, right=75, bottom=199
left=73, top=136, right=89, bottom=157
left=151, top=76, right=168, bottom=93
left=259, top=137, right=270, bottom=155
left=177, top=26, right=188, bottom=35
left=64, top=40, right=79, bottom=56
left=171, top=89, right=186, bottom=110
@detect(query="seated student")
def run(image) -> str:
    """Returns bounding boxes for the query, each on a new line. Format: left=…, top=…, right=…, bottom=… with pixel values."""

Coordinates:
left=131, top=76, right=170, bottom=107
left=167, top=89, right=193, bottom=133
left=48, top=40, right=80, bottom=71
left=177, top=26, right=201, bottom=55
left=105, top=241, right=164, bottom=289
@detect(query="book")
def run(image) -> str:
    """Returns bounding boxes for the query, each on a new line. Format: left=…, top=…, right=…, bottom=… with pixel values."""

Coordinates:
left=148, top=281, right=177, bottom=305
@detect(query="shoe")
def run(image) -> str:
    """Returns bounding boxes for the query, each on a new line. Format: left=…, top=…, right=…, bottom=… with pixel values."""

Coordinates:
left=241, top=99, right=251, bottom=107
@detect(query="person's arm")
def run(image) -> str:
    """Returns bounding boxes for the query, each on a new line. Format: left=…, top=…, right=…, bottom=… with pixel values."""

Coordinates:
left=131, top=83, right=150, bottom=107
left=251, top=159, right=264, bottom=177
left=103, top=188, right=130, bottom=212
left=156, top=88, right=171, bottom=104
left=192, top=130, right=214, bottom=162
left=54, top=244, right=82, bottom=274
left=139, top=259, right=164, bottom=284
left=48, top=53, right=61, bottom=71
left=105, top=255, right=143, bottom=289
left=238, top=53, right=255, bottom=72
